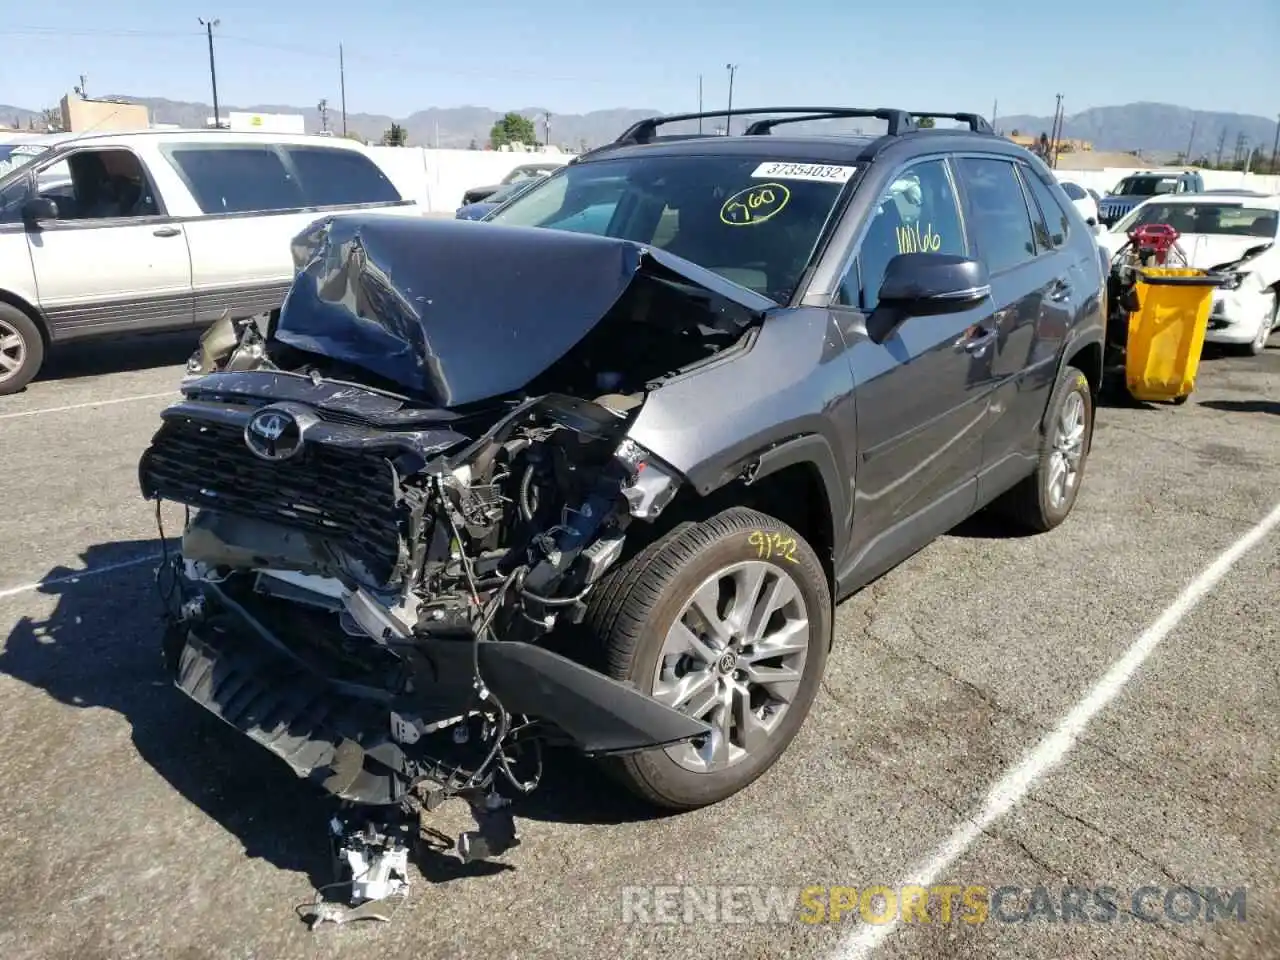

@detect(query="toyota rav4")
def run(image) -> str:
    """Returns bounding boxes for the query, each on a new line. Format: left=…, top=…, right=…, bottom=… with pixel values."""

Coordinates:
left=138, top=107, right=1106, bottom=866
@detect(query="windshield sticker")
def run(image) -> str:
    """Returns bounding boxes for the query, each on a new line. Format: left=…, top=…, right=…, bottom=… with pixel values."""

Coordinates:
left=720, top=182, right=791, bottom=226
left=751, top=161, right=856, bottom=183
left=897, top=222, right=942, bottom=253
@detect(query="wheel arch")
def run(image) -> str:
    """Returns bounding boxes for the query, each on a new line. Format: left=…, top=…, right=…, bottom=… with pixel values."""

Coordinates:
left=1043, top=332, right=1103, bottom=434
left=635, top=435, right=845, bottom=592
left=0, top=289, right=50, bottom=346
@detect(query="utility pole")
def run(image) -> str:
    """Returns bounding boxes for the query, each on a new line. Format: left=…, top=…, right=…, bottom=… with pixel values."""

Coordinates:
left=1049, top=94, right=1064, bottom=167
left=724, top=63, right=738, bottom=136
left=339, top=43, right=348, bottom=136
left=317, top=98, right=329, bottom=133
left=544, top=111, right=552, bottom=147
left=1215, top=128, right=1227, bottom=167
left=75, top=74, right=88, bottom=98
left=199, top=17, right=221, bottom=129
left=1183, top=119, right=1196, bottom=164
left=698, top=74, right=703, bottom=133
left=990, top=98, right=998, bottom=130
left=1233, top=132, right=1246, bottom=167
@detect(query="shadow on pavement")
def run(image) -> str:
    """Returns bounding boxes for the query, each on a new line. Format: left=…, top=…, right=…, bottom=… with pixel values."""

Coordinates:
left=1198, top=399, right=1280, bottom=416
left=0, top=539, right=664, bottom=893
left=34, top=332, right=197, bottom=383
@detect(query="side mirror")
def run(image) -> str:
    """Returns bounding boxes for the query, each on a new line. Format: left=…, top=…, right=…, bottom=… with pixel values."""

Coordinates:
left=21, top=197, right=59, bottom=226
left=866, top=253, right=990, bottom=344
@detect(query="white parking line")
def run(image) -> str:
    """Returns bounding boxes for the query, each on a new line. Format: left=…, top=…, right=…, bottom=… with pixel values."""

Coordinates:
left=833, top=498, right=1280, bottom=960
left=0, top=392, right=175, bottom=422
left=0, top=554, right=162, bottom=601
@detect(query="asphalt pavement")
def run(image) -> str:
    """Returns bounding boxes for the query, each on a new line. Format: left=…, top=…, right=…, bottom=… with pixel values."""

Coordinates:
left=0, top=330, right=1276, bottom=960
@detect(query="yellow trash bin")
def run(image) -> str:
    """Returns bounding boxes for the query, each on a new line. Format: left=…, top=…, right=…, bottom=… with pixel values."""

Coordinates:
left=1124, top=267, right=1222, bottom=404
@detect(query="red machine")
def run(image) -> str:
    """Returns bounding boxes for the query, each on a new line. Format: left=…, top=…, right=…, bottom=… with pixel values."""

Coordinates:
left=1120, top=222, right=1189, bottom=268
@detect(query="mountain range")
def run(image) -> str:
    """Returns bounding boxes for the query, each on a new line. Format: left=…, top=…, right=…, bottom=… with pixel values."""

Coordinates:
left=2, top=97, right=1277, bottom=158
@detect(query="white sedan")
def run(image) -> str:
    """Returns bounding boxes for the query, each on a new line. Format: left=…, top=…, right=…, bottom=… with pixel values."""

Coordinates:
left=1096, top=192, right=1279, bottom=355
left=1055, top=177, right=1101, bottom=227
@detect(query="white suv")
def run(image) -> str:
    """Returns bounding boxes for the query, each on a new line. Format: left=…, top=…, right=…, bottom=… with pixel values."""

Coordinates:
left=0, top=129, right=421, bottom=394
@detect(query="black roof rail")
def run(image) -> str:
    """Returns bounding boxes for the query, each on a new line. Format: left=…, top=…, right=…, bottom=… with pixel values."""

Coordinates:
left=612, top=106, right=919, bottom=145
left=909, top=112, right=995, bottom=134
left=741, top=109, right=916, bottom=136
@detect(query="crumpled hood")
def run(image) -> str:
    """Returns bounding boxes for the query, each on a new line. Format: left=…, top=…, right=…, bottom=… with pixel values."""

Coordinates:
left=1175, top=234, right=1274, bottom=270
left=273, top=214, right=772, bottom=407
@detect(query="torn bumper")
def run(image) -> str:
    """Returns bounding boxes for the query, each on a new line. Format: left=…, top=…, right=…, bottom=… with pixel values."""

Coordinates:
left=165, top=577, right=711, bottom=807
left=1204, top=288, right=1273, bottom=344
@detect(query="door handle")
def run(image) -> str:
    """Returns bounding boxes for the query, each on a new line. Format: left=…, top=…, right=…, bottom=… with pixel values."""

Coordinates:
left=153, top=226, right=181, bottom=238
left=958, top=325, right=998, bottom=354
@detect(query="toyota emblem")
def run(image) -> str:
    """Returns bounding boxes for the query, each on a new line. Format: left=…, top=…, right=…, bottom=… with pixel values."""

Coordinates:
left=244, top=407, right=304, bottom=461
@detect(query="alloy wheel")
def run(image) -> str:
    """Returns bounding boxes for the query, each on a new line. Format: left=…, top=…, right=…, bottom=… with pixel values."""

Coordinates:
left=0, top=316, right=25, bottom=385
left=1252, top=294, right=1277, bottom=353
left=653, top=560, right=810, bottom=774
left=1048, top=390, right=1086, bottom=509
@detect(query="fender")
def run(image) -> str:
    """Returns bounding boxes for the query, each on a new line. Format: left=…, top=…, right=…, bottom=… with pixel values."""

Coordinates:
left=741, top=432, right=849, bottom=566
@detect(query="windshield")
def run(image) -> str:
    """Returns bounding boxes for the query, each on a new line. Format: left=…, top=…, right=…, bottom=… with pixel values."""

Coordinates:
left=486, top=154, right=854, bottom=302
left=1116, top=202, right=1274, bottom=239
left=502, top=165, right=557, bottom=185
left=0, top=143, right=51, bottom=181
left=1112, top=175, right=1179, bottom=197
left=487, top=178, right=539, bottom=204
left=1115, top=202, right=1278, bottom=238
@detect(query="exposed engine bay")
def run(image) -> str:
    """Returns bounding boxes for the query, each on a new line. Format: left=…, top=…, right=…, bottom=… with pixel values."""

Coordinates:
left=139, top=214, right=776, bottom=909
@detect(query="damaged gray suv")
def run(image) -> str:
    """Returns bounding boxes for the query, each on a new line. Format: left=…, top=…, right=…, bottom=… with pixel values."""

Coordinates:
left=138, top=107, right=1106, bottom=864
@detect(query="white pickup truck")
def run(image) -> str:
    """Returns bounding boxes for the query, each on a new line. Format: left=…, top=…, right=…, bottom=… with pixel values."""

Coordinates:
left=0, top=129, right=422, bottom=394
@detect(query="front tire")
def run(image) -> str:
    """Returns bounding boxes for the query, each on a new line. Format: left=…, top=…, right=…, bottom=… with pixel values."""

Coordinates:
left=584, top=507, right=831, bottom=810
left=1242, top=291, right=1277, bottom=356
left=0, top=304, right=44, bottom=396
left=994, top=363, right=1094, bottom=532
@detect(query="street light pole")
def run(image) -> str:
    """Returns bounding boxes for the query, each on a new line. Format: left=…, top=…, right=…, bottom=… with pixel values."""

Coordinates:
left=698, top=74, right=703, bottom=133
left=199, top=17, right=221, bottom=129
left=724, top=63, right=738, bottom=135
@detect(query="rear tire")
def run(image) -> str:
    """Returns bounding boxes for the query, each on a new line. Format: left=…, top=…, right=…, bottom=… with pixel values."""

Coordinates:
left=993, top=363, right=1094, bottom=533
left=0, top=303, right=44, bottom=396
left=582, top=507, right=831, bottom=810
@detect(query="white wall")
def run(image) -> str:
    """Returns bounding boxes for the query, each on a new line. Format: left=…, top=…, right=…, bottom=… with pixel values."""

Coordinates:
left=365, top=147, right=1279, bottom=214
left=366, top=147, right=572, bottom=212
left=1052, top=167, right=1280, bottom=196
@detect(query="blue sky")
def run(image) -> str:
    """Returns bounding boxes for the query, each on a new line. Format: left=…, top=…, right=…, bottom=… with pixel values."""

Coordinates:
left=3, top=0, right=1278, bottom=119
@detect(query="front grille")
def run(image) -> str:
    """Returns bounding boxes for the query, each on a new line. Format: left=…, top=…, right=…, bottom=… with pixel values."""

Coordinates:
left=140, top=416, right=405, bottom=583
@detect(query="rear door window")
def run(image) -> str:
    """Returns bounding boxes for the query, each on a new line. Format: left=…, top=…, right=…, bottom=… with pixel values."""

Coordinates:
left=167, top=145, right=305, bottom=214
left=1020, top=167, right=1071, bottom=249
left=955, top=157, right=1038, bottom=274
left=284, top=146, right=402, bottom=206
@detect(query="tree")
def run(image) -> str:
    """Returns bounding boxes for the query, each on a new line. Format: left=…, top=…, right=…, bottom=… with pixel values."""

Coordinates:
left=41, top=106, right=65, bottom=133
left=916, top=116, right=935, bottom=128
left=381, top=123, right=407, bottom=147
left=1010, top=128, right=1020, bottom=137
left=468, top=138, right=479, bottom=150
left=489, top=112, right=536, bottom=149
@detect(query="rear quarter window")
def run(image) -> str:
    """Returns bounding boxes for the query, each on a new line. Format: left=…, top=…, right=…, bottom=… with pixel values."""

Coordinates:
left=284, top=146, right=402, bottom=206
left=167, top=145, right=305, bottom=214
